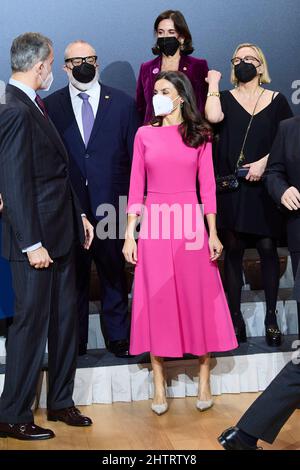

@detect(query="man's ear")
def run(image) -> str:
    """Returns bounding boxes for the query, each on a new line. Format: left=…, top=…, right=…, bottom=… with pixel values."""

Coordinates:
left=34, top=61, right=43, bottom=75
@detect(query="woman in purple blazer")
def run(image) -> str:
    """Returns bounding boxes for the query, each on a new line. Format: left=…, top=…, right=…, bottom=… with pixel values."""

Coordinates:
left=136, top=10, right=209, bottom=124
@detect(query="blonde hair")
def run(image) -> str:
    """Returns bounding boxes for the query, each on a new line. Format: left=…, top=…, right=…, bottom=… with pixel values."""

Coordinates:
left=230, top=43, right=271, bottom=85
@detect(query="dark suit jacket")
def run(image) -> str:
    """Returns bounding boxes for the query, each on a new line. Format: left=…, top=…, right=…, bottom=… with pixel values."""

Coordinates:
left=265, top=116, right=300, bottom=251
left=136, top=55, right=209, bottom=123
left=44, top=84, right=140, bottom=220
left=0, top=85, right=84, bottom=261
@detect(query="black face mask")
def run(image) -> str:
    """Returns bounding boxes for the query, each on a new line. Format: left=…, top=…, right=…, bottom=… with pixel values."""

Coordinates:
left=72, top=62, right=96, bottom=83
left=157, top=37, right=180, bottom=56
left=234, top=62, right=258, bottom=83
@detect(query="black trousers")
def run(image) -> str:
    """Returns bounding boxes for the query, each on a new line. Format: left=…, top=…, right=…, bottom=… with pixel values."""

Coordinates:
left=290, top=251, right=300, bottom=335
left=238, top=358, right=300, bottom=443
left=0, top=249, right=78, bottom=423
left=75, top=235, right=129, bottom=346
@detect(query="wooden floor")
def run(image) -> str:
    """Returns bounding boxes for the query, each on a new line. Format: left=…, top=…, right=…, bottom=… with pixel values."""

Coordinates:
left=1, top=393, right=300, bottom=450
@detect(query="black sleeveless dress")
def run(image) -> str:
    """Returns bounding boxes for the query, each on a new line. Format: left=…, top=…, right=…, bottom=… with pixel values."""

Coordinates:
left=214, top=91, right=293, bottom=238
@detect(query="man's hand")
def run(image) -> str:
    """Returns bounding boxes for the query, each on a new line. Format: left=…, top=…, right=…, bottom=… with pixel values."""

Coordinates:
left=27, top=247, right=54, bottom=269
left=0, top=194, right=3, bottom=212
left=82, top=216, right=94, bottom=249
left=281, top=186, right=300, bottom=210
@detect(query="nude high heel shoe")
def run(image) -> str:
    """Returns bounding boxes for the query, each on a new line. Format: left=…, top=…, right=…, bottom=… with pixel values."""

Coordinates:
left=151, top=380, right=168, bottom=415
left=196, top=398, right=214, bottom=411
left=151, top=402, right=169, bottom=415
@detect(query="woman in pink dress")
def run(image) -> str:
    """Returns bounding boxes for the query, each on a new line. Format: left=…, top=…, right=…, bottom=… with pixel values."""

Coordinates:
left=123, top=71, right=237, bottom=415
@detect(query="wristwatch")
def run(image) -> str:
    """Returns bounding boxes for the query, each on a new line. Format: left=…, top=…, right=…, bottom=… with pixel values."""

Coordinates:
left=207, top=92, right=220, bottom=97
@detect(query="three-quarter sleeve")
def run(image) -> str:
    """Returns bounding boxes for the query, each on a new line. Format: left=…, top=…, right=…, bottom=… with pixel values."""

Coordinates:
left=127, top=130, right=146, bottom=215
left=197, top=141, right=216, bottom=215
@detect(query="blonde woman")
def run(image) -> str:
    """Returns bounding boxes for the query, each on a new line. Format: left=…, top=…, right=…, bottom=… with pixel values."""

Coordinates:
left=205, top=43, right=293, bottom=346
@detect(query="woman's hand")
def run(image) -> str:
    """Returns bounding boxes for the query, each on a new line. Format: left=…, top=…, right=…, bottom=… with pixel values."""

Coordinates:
left=243, top=156, right=268, bottom=182
left=205, top=70, right=222, bottom=85
left=208, top=232, right=223, bottom=262
left=122, top=238, right=138, bottom=265
left=0, top=194, right=3, bottom=213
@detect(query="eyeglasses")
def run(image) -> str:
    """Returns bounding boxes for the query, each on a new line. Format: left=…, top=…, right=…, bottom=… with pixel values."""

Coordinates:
left=65, top=55, right=97, bottom=67
left=231, top=56, right=261, bottom=66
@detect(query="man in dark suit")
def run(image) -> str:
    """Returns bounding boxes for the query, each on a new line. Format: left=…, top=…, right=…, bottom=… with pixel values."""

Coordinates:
left=45, top=40, right=140, bottom=357
left=218, top=116, right=300, bottom=450
left=0, top=33, right=94, bottom=440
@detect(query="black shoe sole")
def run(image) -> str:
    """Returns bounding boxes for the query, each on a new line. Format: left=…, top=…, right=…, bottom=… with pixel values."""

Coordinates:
left=0, top=431, right=54, bottom=440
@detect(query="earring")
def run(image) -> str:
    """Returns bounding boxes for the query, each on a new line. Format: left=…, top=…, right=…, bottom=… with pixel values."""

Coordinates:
left=259, top=74, right=262, bottom=86
left=180, top=42, right=184, bottom=51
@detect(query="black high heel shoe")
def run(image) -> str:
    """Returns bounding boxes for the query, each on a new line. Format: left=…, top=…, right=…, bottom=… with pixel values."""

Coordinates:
left=265, top=324, right=282, bottom=347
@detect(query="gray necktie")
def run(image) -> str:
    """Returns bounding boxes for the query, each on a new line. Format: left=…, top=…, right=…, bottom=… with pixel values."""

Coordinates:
left=79, top=92, right=94, bottom=146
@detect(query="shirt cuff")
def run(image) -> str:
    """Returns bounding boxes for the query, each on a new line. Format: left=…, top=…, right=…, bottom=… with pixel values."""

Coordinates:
left=81, top=213, right=86, bottom=217
left=22, top=242, right=42, bottom=253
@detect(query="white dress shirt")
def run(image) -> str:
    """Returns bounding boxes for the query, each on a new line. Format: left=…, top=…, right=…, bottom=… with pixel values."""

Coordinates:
left=69, top=81, right=101, bottom=141
left=8, top=78, right=43, bottom=253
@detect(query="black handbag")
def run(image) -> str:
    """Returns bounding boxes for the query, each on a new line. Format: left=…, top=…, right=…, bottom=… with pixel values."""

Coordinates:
left=216, top=173, right=239, bottom=193
left=216, top=89, right=265, bottom=194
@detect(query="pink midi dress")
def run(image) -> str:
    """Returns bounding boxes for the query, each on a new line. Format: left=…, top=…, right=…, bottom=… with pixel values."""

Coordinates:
left=127, top=125, right=238, bottom=357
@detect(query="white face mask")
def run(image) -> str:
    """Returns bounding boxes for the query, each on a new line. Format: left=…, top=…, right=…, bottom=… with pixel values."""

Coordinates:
left=152, top=94, right=180, bottom=117
left=67, top=67, right=99, bottom=91
left=39, top=67, right=54, bottom=92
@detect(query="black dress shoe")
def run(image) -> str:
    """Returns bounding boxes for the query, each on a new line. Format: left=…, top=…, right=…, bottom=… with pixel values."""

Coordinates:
left=218, top=427, right=261, bottom=450
left=265, top=324, right=282, bottom=347
left=78, top=343, right=87, bottom=356
left=108, top=339, right=131, bottom=357
left=0, top=422, right=55, bottom=440
left=48, top=406, right=92, bottom=427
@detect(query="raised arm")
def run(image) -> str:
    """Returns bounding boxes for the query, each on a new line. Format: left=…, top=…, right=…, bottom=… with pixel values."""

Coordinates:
left=204, top=70, right=224, bottom=124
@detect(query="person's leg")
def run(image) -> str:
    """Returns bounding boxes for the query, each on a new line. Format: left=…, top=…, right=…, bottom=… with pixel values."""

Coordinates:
left=150, top=354, right=168, bottom=414
left=197, top=354, right=213, bottom=410
left=255, top=237, right=280, bottom=327
left=0, top=261, right=53, bottom=423
left=93, top=236, right=129, bottom=344
left=47, top=249, right=78, bottom=410
left=290, top=251, right=300, bottom=337
left=74, top=242, right=92, bottom=355
left=222, top=230, right=247, bottom=340
left=237, top=360, right=300, bottom=444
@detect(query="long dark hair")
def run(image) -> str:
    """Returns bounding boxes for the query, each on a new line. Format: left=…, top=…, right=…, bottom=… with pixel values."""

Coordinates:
left=151, top=71, right=212, bottom=148
left=152, top=10, right=194, bottom=56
